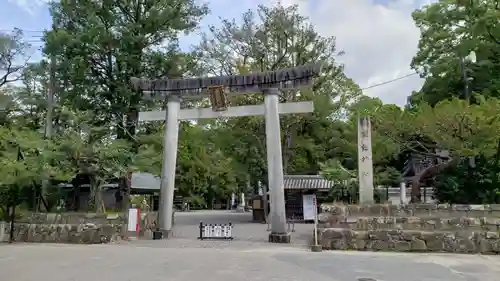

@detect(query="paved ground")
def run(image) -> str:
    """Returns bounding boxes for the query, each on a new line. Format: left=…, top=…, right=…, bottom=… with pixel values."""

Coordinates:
left=133, top=210, right=314, bottom=248
left=1, top=210, right=500, bottom=281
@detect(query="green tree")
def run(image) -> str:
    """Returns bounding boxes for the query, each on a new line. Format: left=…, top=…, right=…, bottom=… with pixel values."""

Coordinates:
left=57, top=110, right=134, bottom=212
left=0, top=126, right=73, bottom=219
left=43, top=0, right=208, bottom=207
left=0, top=28, right=31, bottom=88
left=318, top=96, right=405, bottom=203
left=409, top=0, right=500, bottom=106
left=44, top=0, right=207, bottom=137
left=135, top=123, right=239, bottom=209
left=368, top=94, right=500, bottom=202
left=355, top=96, right=449, bottom=202
left=195, top=4, right=361, bottom=187
left=320, top=159, right=400, bottom=203
left=414, top=96, right=500, bottom=203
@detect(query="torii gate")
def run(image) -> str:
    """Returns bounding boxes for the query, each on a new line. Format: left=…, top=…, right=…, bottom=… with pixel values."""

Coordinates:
left=131, top=63, right=321, bottom=243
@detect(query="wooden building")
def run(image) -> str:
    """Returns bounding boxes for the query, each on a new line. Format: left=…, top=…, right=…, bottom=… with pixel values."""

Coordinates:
left=60, top=172, right=164, bottom=211
left=252, top=175, right=333, bottom=223
left=283, top=175, right=333, bottom=221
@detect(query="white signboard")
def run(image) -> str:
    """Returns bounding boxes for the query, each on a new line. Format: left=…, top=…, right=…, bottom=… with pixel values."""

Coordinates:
left=302, top=194, right=316, bottom=220
left=127, top=208, right=140, bottom=232
left=203, top=224, right=232, bottom=238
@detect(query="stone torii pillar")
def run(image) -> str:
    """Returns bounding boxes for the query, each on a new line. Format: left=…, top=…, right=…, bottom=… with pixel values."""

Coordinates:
left=157, top=96, right=181, bottom=237
left=264, top=88, right=288, bottom=242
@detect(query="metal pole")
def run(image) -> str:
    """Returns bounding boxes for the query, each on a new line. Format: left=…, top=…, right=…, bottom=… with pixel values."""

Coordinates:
left=313, top=196, right=318, bottom=246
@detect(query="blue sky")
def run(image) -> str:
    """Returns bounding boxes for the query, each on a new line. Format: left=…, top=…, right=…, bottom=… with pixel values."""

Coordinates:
left=1, top=0, right=428, bottom=105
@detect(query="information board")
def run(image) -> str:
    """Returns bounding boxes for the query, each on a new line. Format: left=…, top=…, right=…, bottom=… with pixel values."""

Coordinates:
left=302, top=194, right=316, bottom=221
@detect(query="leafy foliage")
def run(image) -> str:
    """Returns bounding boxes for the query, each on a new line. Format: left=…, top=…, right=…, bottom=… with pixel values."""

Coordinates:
left=0, top=28, right=31, bottom=88
left=409, top=0, right=500, bottom=106
left=0, top=126, right=73, bottom=214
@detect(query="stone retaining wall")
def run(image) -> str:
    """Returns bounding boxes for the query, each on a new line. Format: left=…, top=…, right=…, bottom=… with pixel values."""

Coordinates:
left=1, top=211, right=162, bottom=244
left=2, top=222, right=124, bottom=244
left=320, top=216, right=500, bottom=231
left=321, top=203, right=500, bottom=217
left=317, top=228, right=500, bottom=254
left=316, top=203, right=500, bottom=254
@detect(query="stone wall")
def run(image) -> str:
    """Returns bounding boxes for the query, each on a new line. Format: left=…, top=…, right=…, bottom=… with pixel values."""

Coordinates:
left=316, top=203, right=500, bottom=254
left=321, top=216, right=500, bottom=231
left=1, top=211, right=160, bottom=244
left=321, top=203, right=500, bottom=217
left=317, top=228, right=500, bottom=253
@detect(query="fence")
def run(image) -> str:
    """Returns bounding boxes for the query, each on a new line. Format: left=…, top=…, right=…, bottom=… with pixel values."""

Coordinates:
left=198, top=222, right=233, bottom=240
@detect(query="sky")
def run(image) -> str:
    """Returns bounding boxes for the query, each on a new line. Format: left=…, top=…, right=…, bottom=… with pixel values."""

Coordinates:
left=2, top=0, right=436, bottom=106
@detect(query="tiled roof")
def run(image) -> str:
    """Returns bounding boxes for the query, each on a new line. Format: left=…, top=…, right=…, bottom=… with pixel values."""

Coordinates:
left=283, top=175, right=333, bottom=190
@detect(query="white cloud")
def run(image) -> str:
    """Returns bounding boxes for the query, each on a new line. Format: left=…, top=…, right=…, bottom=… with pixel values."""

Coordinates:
left=285, top=0, right=429, bottom=106
left=225, top=0, right=428, bottom=105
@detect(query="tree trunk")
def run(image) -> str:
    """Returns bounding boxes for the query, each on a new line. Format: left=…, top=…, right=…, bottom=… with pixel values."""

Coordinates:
left=282, top=130, right=293, bottom=174
left=36, top=183, right=50, bottom=212
left=89, top=177, right=103, bottom=212
left=120, top=172, right=132, bottom=215
left=491, top=139, right=500, bottom=201
left=95, top=185, right=103, bottom=213
left=74, top=183, right=81, bottom=211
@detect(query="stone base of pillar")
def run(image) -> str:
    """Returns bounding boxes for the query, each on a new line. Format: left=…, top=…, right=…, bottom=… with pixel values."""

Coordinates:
left=268, top=232, right=291, bottom=244
left=158, top=229, right=174, bottom=239
left=311, top=245, right=323, bottom=252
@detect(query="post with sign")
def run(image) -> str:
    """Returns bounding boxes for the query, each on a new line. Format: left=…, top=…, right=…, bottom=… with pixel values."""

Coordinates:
left=127, top=208, right=140, bottom=240
left=311, top=196, right=322, bottom=252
